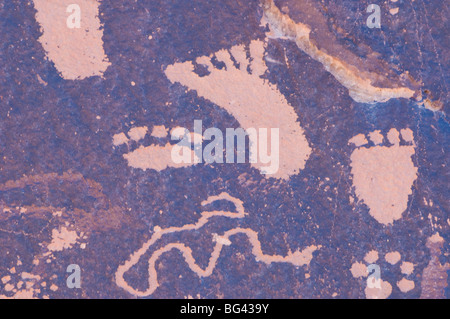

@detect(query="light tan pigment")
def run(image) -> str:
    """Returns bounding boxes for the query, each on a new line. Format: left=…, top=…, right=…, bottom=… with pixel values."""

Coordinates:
left=165, top=40, right=312, bottom=180
left=128, top=127, right=148, bottom=142
left=350, top=129, right=418, bottom=225
left=368, top=131, right=384, bottom=145
left=113, top=132, right=129, bottom=146
left=47, top=227, right=79, bottom=252
left=385, top=251, right=401, bottom=265
left=397, top=278, right=415, bottom=293
left=364, top=250, right=379, bottom=264
left=116, top=193, right=319, bottom=297
left=123, top=143, right=199, bottom=171
left=349, top=134, right=368, bottom=147
left=350, top=262, right=368, bottom=278
left=33, top=0, right=110, bottom=80
left=400, top=262, right=415, bottom=275
left=113, top=127, right=199, bottom=171
left=365, top=280, right=392, bottom=299
left=151, top=125, right=169, bottom=138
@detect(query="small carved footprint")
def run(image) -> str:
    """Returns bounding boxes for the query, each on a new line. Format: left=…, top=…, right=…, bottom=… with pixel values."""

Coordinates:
left=350, top=250, right=416, bottom=299
left=112, top=125, right=199, bottom=171
left=349, top=128, right=418, bottom=225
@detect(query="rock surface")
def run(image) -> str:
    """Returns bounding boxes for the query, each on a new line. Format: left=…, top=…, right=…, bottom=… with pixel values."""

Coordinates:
left=0, top=0, right=448, bottom=299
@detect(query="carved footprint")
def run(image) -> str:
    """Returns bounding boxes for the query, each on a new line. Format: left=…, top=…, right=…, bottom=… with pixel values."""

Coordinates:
left=113, top=125, right=199, bottom=171
left=164, top=40, right=312, bottom=180
left=350, top=249, right=416, bottom=299
left=32, top=0, right=110, bottom=80
left=349, top=128, right=418, bottom=225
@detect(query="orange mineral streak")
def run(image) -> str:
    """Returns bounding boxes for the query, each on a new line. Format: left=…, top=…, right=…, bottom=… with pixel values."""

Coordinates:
left=260, top=0, right=415, bottom=104
left=115, top=193, right=320, bottom=297
left=32, top=0, right=110, bottom=80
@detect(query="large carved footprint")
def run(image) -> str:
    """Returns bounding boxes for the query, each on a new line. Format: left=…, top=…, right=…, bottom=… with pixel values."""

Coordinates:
left=164, top=40, right=312, bottom=180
